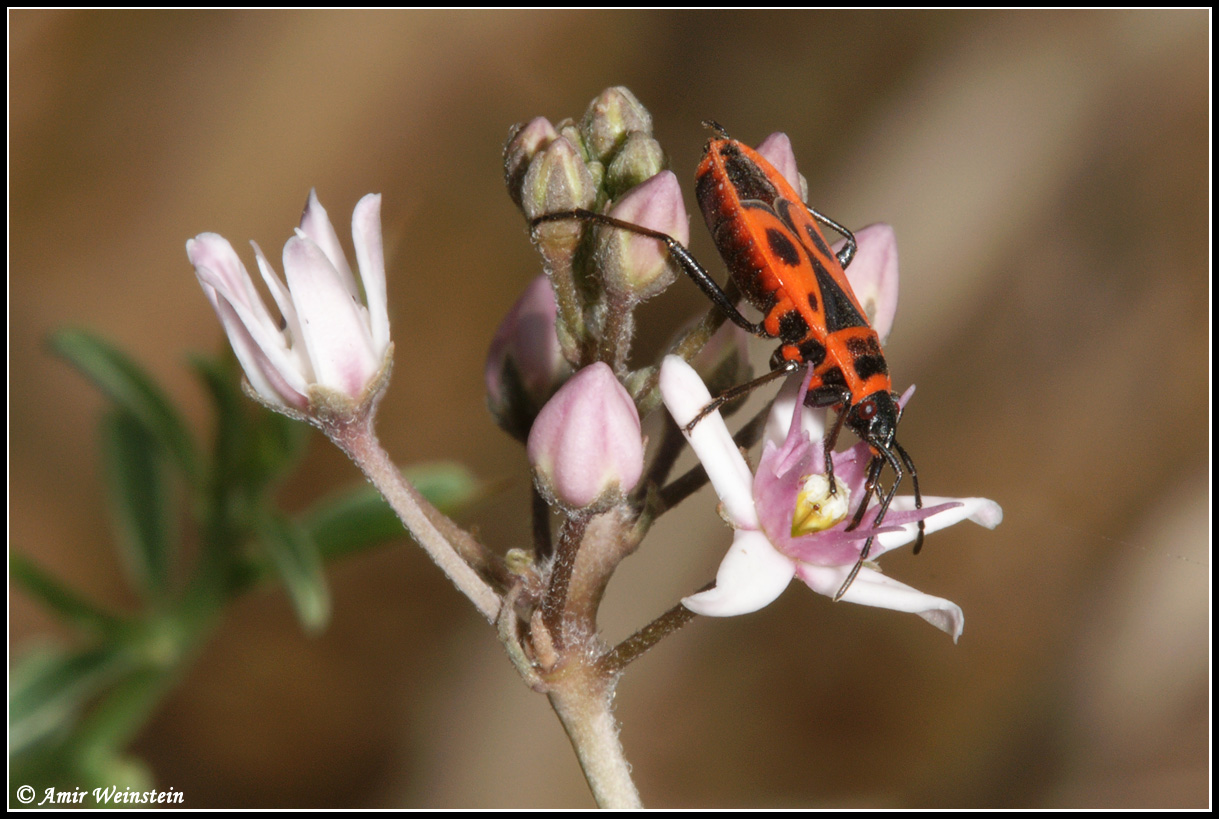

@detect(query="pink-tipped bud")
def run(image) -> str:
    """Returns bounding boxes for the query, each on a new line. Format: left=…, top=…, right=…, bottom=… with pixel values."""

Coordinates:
left=485, top=275, right=570, bottom=441
left=527, top=362, right=644, bottom=510
left=504, top=117, right=560, bottom=211
left=597, top=171, right=689, bottom=303
left=839, top=223, right=899, bottom=343
left=756, top=132, right=809, bottom=203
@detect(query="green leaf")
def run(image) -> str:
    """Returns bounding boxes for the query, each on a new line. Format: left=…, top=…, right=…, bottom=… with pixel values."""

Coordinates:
left=9, top=644, right=136, bottom=757
left=191, top=353, right=308, bottom=493
left=9, top=553, right=121, bottom=634
left=304, top=462, right=481, bottom=562
left=50, top=329, right=198, bottom=481
left=403, top=462, right=483, bottom=516
left=100, top=409, right=175, bottom=600
left=257, top=513, right=330, bottom=634
left=189, top=353, right=249, bottom=483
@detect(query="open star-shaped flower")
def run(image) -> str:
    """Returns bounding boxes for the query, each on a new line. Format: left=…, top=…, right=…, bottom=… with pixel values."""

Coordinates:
left=659, top=215, right=1001, bottom=641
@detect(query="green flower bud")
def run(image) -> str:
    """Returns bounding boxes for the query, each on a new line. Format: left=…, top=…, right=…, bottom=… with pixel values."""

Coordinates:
left=580, top=86, right=653, bottom=163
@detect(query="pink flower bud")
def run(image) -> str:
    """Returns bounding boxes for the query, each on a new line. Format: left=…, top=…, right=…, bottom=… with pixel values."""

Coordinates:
left=756, top=132, right=808, bottom=202
left=485, top=275, right=570, bottom=441
left=598, top=171, right=690, bottom=302
left=527, top=362, right=644, bottom=510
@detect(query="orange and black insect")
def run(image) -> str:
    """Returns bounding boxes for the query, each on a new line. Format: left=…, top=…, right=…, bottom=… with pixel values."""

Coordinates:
left=531, top=122, right=923, bottom=598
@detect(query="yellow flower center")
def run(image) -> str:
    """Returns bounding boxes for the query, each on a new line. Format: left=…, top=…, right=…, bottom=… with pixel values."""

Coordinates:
left=791, top=473, right=850, bottom=536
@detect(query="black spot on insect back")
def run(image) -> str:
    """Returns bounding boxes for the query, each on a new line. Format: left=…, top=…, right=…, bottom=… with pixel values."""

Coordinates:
left=766, top=227, right=800, bottom=267
left=777, top=308, right=810, bottom=345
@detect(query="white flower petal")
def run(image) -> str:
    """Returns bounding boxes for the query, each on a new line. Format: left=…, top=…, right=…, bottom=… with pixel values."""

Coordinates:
left=187, top=234, right=276, bottom=328
left=351, top=193, right=390, bottom=354
left=191, top=256, right=309, bottom=395
left=682, top=530, right=796, bottom=617
left=283, top=235, right=379, bottom=398
left=250, top=241, right=310, bottom=375
left=211, top=294, right=308, bottom=409
left=660, top=356, right=757, bottom=528
left=796, top=563, right=964, bottom=641
left=298, top=189, right=359, bottom=298
left=873, top=496, right=1004, bottom=554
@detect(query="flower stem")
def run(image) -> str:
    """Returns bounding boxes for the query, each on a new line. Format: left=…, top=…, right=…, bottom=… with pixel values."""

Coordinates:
left=540, top=512, right=589, bottom=648
left=548, top=663, right=642, bottom=808
left=599, top=599, right=699, bottom=676
left=326, top=415, right=501, bottom=622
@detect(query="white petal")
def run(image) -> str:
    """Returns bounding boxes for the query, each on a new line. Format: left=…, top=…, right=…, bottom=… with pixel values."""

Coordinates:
left=872, top=496, right=1004, bottom=555
left=298, top=189, right=359, bottom=298
left=191, top=256, right=309, bottom=396
left=659, top=356, right=757, bottom=528
left=211, top=294, right=308, bottom=409
left=251, top=241, right=309, bottom=375
left=682, top=530, right=796, bottom=617
left=796, top=563, right=964, bottom=641
left=351, top=193, right=390, bottom=354
left=187, top=234, right=276, bottom=328
left=283, top=235, right=379, bottom=398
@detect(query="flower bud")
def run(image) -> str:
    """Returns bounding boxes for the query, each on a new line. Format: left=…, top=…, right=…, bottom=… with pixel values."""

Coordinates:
left=756, top=132, right=808, bottom=202
left=841, top=224, right=899, bottom=343
left=580, top=87, right=653, bottom=163
left=604, top=133, right=666, bottom=200
left=485, top=275, right=570, bottom=441
left=520, top=136, right=597, bottom=222
left=597, top=171, right=689, bottom=303
left=504, top=117, right=559, bottom=211
left=527, top=362, right=644, bottom=510
left=555, top=118, right=590, bottom=161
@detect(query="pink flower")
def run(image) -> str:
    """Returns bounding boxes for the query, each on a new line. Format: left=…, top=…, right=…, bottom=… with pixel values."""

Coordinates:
left=187, top=190, right=390, bottom=413
left=658, top=214, right=1001, bottom=641
left=662, top=357, right=1000, bottom=641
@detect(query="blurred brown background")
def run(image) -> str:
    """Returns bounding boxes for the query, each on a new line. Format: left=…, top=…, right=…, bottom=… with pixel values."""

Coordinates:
left=10, top=10, right=1208, bottom=808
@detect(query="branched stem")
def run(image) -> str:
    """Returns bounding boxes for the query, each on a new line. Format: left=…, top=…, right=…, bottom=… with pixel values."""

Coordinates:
left=548, top=662, right=642, bottom=809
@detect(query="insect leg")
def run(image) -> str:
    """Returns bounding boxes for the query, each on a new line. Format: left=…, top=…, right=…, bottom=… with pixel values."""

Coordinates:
left=834, top=443, right=905, bottom=601
left=804, top=205, right=857, bottom=270
left=804, top=386, right=852, bottom=494
left=894, top=440, right=924, bottom=554
left=529, top=210, right=767, bottom=337
left=681, top=360, right=801, bottom=434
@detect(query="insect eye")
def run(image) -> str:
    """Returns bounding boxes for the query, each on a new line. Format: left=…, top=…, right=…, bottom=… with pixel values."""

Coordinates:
left=859, top=401, right=875, bottom=419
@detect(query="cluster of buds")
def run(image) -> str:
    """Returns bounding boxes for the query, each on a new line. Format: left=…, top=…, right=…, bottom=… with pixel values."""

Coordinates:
left=492, top=87, right=696, bottom=512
